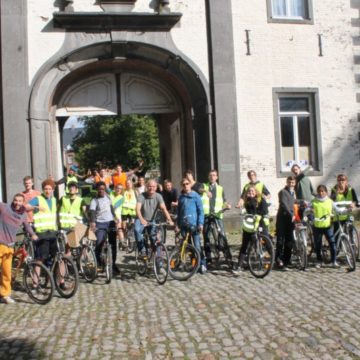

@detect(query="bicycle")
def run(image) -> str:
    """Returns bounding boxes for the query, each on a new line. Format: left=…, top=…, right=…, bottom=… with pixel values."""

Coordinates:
left=239, top=214, right=274, bottom=278
left=321, top=211, right=356, bottom=271
left=135, top=222, right=169, bottom=285
left=292, top=214, right=310, bottom=271
left=47, top=231, right=80, bottom=298
left=11, top=234, right=54, bottom=305
left=204, top=208, right=232, bottom=268
left=67, top=231, right=97, bottom=283
left=168, top=224, right=201, bottom=281
left=120, top=216, right=136, bottom=254
left=87, top=225, right=114, bottom=284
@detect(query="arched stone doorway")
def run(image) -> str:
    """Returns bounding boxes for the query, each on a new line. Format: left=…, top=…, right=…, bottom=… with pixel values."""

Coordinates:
left=29, top=42, right=211, bottom=189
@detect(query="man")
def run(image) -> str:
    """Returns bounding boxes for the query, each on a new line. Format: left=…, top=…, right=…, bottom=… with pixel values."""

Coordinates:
left=112, top=164, right=138, bottom=189
left=161, top=179, right=179, bottom=213
left=109, top=184, right=124, bottom=274
left=22, top=175, right=41, bottom=224
left=56, top=165, right=89, bottom=194
left=201, top=170, right=232, bottom=267
left=238, top=170, right=271, bottom=206
left=184, top=169, right=204, bottom=195
left=94, top=168, right=112, bottom=190
left=58, top=182, right=87, bottom=230
left=89, top=182, right=120, bottom=270
left=135, top=179, right=173, bottom=256
left=0, top=194, right=38, bottom=304
left=177, top=178, right=206, bottom=273
left=275, top=176, right=296, bottom=270
left=237, top=170, right=271, bottom=234
left=291, top=164, right=314, bottom=202
left=135, top=176, right=146, bottom=195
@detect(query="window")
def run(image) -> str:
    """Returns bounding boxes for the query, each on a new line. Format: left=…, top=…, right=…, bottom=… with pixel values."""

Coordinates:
left=267, top=0, right=313, bottom=24
left=273, top=90, right=322, bottom=174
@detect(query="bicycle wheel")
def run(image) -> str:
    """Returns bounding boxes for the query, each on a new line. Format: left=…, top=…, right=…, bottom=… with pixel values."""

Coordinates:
left=153, top=243, right=169, bottom=285
left=104, top=245, right=113, bottom=284
left=340, top=234, right=356, bottom=271
left=53, top=256, right=79, bottom=298
left=348, top=225, right=360, bottom=260
left=208, top=225, right=220, bottom=266
left=136, top=248, right=148, bottom=275
left=23, top=261, right=54, bottom=305
left=126, top=227, right=136, bottom=254
left=297, top=230, right=308, bottom=271
left=306, top=223, right=314, bottom=258
left=248, top=234, right=274, bottom=279
left=169, top=243, right=200, bottom=281
left=79, top=245, right=97, bottom=283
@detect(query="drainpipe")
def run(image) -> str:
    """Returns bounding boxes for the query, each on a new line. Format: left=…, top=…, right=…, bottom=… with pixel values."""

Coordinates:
left=205, top=0, right=218, bottom=170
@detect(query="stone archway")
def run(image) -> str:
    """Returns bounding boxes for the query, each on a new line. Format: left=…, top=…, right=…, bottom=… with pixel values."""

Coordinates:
left=29, top=42, right=211, bottom=189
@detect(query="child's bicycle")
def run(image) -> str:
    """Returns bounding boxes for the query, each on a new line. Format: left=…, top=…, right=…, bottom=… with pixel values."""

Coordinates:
left=11, top=234, right=55, bottom=304
left=168, top=224, right=201, bottom=281
left=239, top=213, right=274, bottom=278
left=135, top=222, right=169, bottom=285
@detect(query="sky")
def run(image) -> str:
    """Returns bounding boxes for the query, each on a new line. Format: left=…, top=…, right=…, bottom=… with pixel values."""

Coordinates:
left=64, top=115, right=84, bottom=128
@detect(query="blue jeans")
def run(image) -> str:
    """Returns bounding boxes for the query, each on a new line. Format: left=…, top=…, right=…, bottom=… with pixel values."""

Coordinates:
left=134, top=219, right=157, bottom=253
left=180, top=226, right=206, bottom=266
left=95, top=221, right=111, bottom=263
left=313, top=227, right=336, bottom=263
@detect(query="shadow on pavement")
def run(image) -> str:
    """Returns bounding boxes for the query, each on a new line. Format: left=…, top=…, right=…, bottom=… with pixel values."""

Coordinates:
left=0, top=336, right=45, bottom=359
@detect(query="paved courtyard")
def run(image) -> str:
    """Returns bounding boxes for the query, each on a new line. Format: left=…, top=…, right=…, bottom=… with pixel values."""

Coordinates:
left=1, top=236, right=360, bottom=360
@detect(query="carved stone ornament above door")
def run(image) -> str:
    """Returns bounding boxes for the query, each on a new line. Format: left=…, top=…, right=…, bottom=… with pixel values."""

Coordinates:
left=96, top=0, right=137, bottom=12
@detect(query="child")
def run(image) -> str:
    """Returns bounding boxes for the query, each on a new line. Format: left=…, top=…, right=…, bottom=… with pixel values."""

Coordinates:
left=311, top=185, right=339, bottom=268
left=234, top=185, right=268, bottom=273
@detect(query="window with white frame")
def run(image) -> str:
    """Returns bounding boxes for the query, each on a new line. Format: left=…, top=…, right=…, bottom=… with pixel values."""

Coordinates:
left=275, top=92, right=320, bottom=172
left=271, top=0, right=310, bottom=20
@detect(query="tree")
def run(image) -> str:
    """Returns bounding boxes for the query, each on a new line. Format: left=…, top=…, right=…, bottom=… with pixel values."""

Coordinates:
left=72, top=115, right=160, bottom=171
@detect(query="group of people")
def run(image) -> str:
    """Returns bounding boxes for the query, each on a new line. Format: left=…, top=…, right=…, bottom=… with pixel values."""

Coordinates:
left=0, top=162, right=358, bottom=304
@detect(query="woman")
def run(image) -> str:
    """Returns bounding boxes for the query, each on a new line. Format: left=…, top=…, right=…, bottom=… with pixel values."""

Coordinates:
left=234, top=185, right=268, bottom=273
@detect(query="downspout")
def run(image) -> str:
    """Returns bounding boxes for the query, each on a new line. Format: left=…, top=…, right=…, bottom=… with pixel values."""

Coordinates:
left=205, top=0, right=218, bottom=170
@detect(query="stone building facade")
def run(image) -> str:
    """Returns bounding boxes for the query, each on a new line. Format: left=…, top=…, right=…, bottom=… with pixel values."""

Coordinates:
left=0, top=0, right=359, bottom=205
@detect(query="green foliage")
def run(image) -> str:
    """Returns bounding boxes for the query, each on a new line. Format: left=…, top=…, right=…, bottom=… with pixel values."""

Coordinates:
left=72, top=115, right=160, bottom=171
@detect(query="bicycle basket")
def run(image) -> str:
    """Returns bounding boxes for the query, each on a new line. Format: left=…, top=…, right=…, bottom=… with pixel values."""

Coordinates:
left=242, top=214, right=261, bottom=233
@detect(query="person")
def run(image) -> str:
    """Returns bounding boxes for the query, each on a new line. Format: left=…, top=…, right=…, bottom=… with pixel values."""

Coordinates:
left=109, top=184, right=124, bottom=273
left=58, top=182, right=87, bottom=230
left=184, top=169, right=204, bottom=195
left=56, top=165, right=89, bottom=194
left=121, top=179, right=138, bottom=234
left=311, top=185, right=340, bottom=268
left=275, top=176, right=296, bottom=270
left=22, top=175, right=41, bottom=224
left=237, top=170, right=271, bottom=234
left=177, top=178, right=206, bottom=273
left=291, top=164, right=314, bottom=202
left=238, top=170, right=271, bottom=205
left=94, top=168, right=112, bottom=190
left=234, top=185, right=268, bottom=273
left=0, top=194, right=38, bottom=304
left=134, top=179, right=173, bottom=256
left=112, top=164, right=139, bottom=189
left=201, top=170, right=232, bottom=267
left=161, top=179, right=179, bottom=213
left=135, top=176, right=146, bottom=195
left=89, top=182, right=120, bottom=269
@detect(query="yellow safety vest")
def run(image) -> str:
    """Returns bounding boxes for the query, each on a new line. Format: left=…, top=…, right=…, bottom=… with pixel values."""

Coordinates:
left=122, top=190, right=137, bottom=216
left=243, top=182, right=264, bottom=202
left=65, top=175, right=78, bottom=193
left=33, top=196, right=57, bottom=232
left=332, top=187, right=353, bottom=221
left=201, top=183, right=224, bottom=218
left=312, top=198, right=333, bottom=228
left=242, top=214, right=262, bottom=233
left=110, top=193, right=124, bottom=220
left=59, top=196, right=83, bottom=229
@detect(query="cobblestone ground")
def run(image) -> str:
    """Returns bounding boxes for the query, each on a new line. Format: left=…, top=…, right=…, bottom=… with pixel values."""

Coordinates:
left=1, top=234, right=360, bottom=360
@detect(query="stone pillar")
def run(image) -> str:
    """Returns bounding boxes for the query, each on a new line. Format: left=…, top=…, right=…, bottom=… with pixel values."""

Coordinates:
left=0, top=0, right=31, bottom=199
left=207, top=0, right=241, bottom=202
left=30, top=119, right=53, bottom=190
